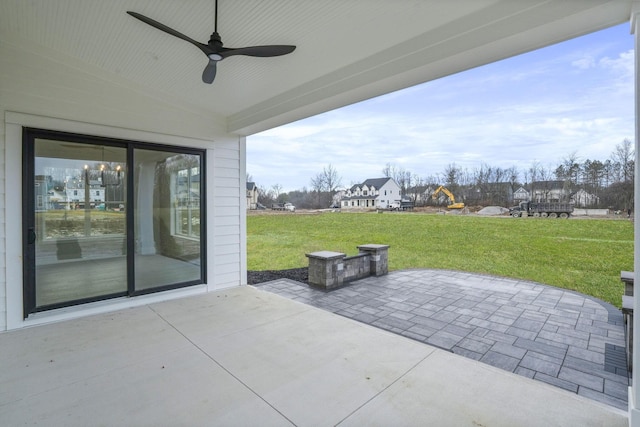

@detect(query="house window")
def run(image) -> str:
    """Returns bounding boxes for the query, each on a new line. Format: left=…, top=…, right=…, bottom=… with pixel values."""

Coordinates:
left=23, top=128, right=206, bottom=316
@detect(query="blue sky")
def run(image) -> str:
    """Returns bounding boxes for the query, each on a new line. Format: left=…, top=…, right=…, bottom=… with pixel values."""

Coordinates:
left=247, top=23, right=634, bottom=192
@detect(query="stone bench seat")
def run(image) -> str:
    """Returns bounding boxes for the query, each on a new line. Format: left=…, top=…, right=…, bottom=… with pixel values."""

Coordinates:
left=306, top=244, right=389, bottom=290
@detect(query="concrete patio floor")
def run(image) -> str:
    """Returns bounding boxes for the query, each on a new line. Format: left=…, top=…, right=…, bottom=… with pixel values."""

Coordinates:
left=254, top=269, right=629, bottom=410
left=0, top=286, right=627, bottom=426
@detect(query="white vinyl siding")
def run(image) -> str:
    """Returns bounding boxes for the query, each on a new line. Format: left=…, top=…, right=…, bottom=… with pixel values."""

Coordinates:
left=212, top=141, right=243, bottom=288
left=1, top=38, right=243, bottom=330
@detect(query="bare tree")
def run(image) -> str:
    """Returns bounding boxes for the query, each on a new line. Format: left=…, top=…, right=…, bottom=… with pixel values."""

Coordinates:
left=528, top=160, right=541, bottom=201
left=309, top=164, right=343, bottom=208
left=409, top=174, right=424, bottom=203
left=611, top=138, right=634, bottom=183
left=441, top=163, right=461, bottom=188
left=554, top=152, right=580, bottom=183
left=309, top=174, right=324, bottom=193
left=271, top=183, right=282, bottom=200
left=310, top=164, right=342, bottom=192
left=382, top=163, right=395, bottom=178
left=506, top=166, right=519, bottom=188
left=323, top=164, right=342, bottom=192
left=381, top=163, right=413, bottom=195
left=553, top=152, right=581, bottom=202
left=257, top=185, right=272, bottom=206
left=393, top=168, right=411, bottom=195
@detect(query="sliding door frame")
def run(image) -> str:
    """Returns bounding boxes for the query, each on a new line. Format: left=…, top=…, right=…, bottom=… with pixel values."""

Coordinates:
left=22, top=128, right=207, bottom=317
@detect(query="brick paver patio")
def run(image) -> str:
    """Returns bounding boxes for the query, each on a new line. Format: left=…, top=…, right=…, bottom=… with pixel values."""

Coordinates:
left=253, top=269, right=629, bottom=410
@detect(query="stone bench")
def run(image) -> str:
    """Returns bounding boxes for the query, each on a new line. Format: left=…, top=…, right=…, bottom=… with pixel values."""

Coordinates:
left=306, top=244, right=389, bottom=290
left=622, top=270, right=634, bottom=296
left=622, top=271, right=634, bottom=372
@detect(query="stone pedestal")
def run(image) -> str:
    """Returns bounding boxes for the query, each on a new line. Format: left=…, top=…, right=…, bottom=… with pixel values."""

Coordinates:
left=357, top=244, right=389, bottom=276
left=306, top=251, right=345, bottom=289
left=622, top=271, right=635, bottom=373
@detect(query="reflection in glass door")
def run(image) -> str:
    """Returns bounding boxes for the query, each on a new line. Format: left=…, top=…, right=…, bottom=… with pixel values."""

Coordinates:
left=29, top=138, right=127, bottom=311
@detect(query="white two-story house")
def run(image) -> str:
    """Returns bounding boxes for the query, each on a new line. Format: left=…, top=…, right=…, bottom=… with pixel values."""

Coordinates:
left=246, top=182, right=259, bottom=210
left=341, top=178, right=401, bottom=209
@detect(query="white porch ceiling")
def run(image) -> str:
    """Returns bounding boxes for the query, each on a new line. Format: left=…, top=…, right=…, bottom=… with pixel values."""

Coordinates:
left=0, top=0, right=634, bottom=135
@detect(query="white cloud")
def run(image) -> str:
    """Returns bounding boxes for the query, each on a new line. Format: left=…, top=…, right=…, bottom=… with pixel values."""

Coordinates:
left=599, top=49, right=633, bottom=77
left=571, top=56, right=596, bottom=70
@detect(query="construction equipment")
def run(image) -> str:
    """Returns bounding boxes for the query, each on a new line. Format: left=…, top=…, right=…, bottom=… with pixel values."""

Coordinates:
left=432, top=185, right=465, bottom=209
left=509, top=201, right=573, bottom=218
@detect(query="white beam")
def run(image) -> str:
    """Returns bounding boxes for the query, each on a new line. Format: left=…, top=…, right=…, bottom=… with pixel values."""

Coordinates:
left=630, top=3, right=640, bottom=426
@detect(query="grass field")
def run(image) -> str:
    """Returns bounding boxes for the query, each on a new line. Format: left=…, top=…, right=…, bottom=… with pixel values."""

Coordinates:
left=247, top=212, right=633, bottom=307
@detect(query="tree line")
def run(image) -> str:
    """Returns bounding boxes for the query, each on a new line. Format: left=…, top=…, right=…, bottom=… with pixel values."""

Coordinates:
left=250, top=139, right=634, bottom=210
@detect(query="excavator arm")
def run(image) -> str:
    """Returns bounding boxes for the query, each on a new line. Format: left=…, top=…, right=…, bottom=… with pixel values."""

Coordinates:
left=432, top=185, right=465, bottom=209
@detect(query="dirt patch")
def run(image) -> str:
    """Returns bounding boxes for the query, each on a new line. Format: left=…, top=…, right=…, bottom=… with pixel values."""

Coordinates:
left=248, top=267, right=309, bottom=285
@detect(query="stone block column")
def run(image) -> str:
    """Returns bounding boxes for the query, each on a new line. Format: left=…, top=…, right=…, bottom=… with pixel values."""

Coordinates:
left=357, top=244, right=389, bottom=277
left=306, top=251, right=346, bottom=290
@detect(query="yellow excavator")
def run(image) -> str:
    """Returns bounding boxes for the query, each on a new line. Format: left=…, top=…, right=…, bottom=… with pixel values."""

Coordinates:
left=432, top=185, right=465, bottom=209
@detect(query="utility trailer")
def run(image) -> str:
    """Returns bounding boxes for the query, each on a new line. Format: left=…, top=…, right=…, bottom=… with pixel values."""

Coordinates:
left=509, top=201, right=573, bottom=218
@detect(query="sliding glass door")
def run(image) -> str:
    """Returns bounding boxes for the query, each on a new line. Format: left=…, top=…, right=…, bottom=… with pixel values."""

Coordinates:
left=27, top=138, right=128, bottom=309
left=23, top=129, right=205, bottom=316
left=133, top=148, right=203, bottom=293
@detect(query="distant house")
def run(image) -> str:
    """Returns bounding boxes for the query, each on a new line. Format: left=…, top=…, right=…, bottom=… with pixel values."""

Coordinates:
left=418, top=185, right=439, bottom=205
left=67, top=181, right=105, bottom=205
left=513, top=186, right=529, bottom=204
left=530, top=180, right=570, bottom=203
left=331, top=190, right=345, bottom=208
left=572, top=188, right=599, bottom=208
left=246, top=182, right=258, bottom=210
left=341, top=178, right=401, bottom=209
left=518, top=182, right=598, bottom=207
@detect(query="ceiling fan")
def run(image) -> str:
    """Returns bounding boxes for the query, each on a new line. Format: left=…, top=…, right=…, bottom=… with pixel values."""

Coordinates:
left=127, top=0, right=296, bottom=84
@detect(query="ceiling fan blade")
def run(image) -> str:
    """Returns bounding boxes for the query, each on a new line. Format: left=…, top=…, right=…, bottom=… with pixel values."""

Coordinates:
left=221, top=45, right=296, bottom=58
left=127, top=11, right=210, bottom=55
left=202, top=60, right=218, bottom=84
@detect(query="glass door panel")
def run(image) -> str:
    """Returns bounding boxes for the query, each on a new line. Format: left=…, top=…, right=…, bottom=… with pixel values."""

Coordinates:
left=133, top=149, right=202, bottom=292
left=33, top=139, right=127, bottom=309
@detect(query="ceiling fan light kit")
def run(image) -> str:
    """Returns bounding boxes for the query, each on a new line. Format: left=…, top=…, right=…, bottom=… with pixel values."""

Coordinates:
left=127, top=0, right=296, bottom=84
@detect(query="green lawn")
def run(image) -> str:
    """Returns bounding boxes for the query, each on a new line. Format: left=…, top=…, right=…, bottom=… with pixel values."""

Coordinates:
left=247, top=212, right=633, bottom=307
